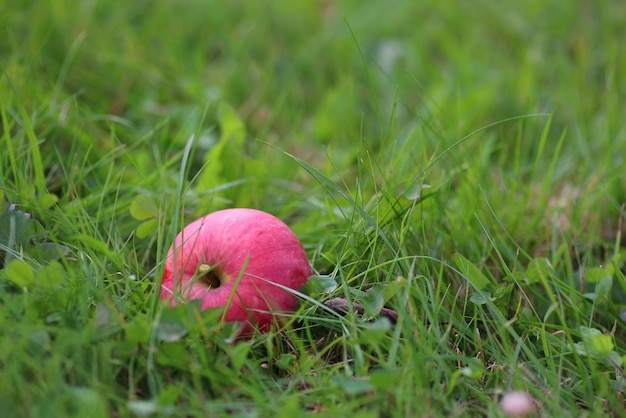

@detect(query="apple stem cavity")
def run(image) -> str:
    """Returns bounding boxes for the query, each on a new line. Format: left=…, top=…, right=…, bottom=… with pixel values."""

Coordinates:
left=196, top=263, right=224, bottom=289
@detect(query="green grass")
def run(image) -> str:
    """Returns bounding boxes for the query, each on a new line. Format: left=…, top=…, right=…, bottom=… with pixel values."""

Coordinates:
left=1, top=0, right=626, bottom=416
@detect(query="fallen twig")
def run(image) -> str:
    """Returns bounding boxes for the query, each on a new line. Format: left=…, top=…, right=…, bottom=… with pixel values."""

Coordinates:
left=323, top=297, right=398, bottom=324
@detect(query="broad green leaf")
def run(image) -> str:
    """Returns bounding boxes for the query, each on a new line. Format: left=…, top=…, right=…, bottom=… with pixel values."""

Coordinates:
left=461, top=365, right=484, bottom=380
left=125, top=314, right=152, bottom=345
left=382, top=276, right=407, bottom=302
left=218, top=102, right=246, bottom=144
left=36, top=261, right=64, bottom=288
left=469, top=290, right=495, bottom=305
left=580, top=326, right=614, bottom=356
left=526, top=257, right=553, bottom=284
left=454, top=253, right=491, bottom=290
left=314, top=80, right=357, bottom=141
left=194, top=102, right=252, bottom=209
left=300, top=275, right=338, bottom=295
left=364, top=317, right=392, bottom=332
left=6, top=259, right=35, bottom=287
left=360, top=287, right=385, bottom=316
left=136, top=219, right=159, bottom=239
left=157, top=385, right=183, bottom=407
left=331, top=375, right=374, bottom=395
left=369, top=370, right=399, bottom=390
left=197, top=136, right=228, bottom=192
left=0, top=205, right=38, bottom=248
left=38, top=193, right=58, bottom=210
left=95, top=302, right=111, bottom=327
left=594, top=276, right=613, bottom=305
left=72, top=234, right=121, bottom=266
left=609, top=351, right=623, bottom=367
left=584, top=275, right=614, bottom=303
left=492, top=283, right=514, bottom=302
left=584, top=267, right=611, bottom=283
left=29, top=329, right=51, bottom=352
left=31, top=242, right=69, bottom=262
left=128, top=400, right=160, bottom=417
left=229, top=341, right=252, bottom=372
left=461, top=358, right=486, bottom=380
left=156, top=342, right=190, bottom=368
left=402, top=183, right=433, bottom=201
left=447, top=370, right=464, bottom=395
left=155, top=319, right=187, bottom=343
left=67, top=387, right=109, bottom=418
left=613, top=269, right=626, bottom=305
left=130, top=195, right=158, bottom=220
left=199, top=305, right=226, bottom=329
left=0, top=190, right=8, bottom=215
left=221, top=321, right=244, bottom=343
left=275, top=353, right=296, bottom=371
left=155, top=303, right=195, bottom=342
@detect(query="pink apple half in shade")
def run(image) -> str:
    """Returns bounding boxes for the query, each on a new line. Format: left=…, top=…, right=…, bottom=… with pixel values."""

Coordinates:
left=160, top=208, right=311, bottom=334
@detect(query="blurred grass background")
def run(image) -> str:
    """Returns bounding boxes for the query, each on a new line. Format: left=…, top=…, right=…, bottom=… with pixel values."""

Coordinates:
left=1, top=0, right=626, bottom=416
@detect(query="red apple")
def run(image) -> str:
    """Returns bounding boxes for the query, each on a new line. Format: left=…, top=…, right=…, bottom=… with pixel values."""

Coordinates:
left=160, top=208, right=311, bottom=334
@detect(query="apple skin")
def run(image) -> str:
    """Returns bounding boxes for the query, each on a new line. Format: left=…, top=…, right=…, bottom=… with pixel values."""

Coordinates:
left=160, top=208, right=311, bottom=334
